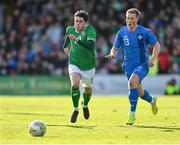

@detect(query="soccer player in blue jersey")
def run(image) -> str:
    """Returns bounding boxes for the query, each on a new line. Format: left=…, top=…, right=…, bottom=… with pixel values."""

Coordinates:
left=106, top=8, right=160, bottom=125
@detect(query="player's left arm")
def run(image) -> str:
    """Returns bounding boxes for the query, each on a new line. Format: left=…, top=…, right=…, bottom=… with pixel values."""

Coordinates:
left=105, top=30, right=122, bottom=59
left=146, top=29, right=161, bottom=67
left=69, top=27, right=96, bottom=50
left=77, top=39, right=95, bottom=50
left=69, top=34, right=95, bottom=50
left=148, top=42, right=160, bottom=67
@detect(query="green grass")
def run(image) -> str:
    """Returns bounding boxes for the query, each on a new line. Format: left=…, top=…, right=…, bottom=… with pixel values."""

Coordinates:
left=0, top=95, right=180, bottom=144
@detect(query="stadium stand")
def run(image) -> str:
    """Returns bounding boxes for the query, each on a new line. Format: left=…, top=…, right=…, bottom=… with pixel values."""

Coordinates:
left=0, top=0, right=179, bottom=76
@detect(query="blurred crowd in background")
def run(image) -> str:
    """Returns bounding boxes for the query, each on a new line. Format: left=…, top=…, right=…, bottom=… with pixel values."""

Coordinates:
left=0, top=0, right=179, bottom=76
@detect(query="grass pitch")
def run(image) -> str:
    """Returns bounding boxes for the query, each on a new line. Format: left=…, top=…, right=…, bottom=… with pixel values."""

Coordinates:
left=0, top=95, right=180, bottom=144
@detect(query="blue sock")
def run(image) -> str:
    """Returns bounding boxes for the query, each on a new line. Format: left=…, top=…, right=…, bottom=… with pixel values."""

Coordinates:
left=129, top=88, right=138, bottom=113
left=141, top=90, right=153, bottom=104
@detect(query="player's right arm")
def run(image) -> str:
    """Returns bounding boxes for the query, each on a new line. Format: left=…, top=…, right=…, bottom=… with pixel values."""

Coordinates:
left=63, top=27, right=71, bottom=56
left=105, top=30, right=122, bottom=59
left=63, top=36, right=70, bottom=56
left=105, top=46, right=118, bottom=59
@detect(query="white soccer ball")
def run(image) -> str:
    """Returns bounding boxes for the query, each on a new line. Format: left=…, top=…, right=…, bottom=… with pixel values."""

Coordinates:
left=28, top=120, right=47, bottom=137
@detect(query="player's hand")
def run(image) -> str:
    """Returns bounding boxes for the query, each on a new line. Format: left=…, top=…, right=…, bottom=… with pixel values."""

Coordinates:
left=64, top=46, right=70, bottom=56
left=69, top=34, right=78, bottom=42
left=148, top=58, right=155, bottom=67
left=105, top=54, right=115, bottom=59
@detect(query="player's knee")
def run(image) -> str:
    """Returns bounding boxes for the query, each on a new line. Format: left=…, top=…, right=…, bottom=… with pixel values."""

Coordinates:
left=71, top=79, right=80, bottom=88
left=84, top=87, right=92, bottom=94
left=138, top=91, right=144, bottom=97
left=128, top=80, right=137, bottom=88
left=72, top=81, right=80, bottom=88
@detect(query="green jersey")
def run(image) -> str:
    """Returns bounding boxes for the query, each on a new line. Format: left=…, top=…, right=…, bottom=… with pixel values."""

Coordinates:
left=64, top=25, right=96, bottom=71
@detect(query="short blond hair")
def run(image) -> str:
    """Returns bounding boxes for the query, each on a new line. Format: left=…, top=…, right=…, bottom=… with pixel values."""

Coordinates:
left=126, top=8, right=140, bottom=17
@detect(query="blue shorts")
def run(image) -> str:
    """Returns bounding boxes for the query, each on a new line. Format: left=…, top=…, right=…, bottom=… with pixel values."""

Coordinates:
left=125, top=63, right=149, bottom=83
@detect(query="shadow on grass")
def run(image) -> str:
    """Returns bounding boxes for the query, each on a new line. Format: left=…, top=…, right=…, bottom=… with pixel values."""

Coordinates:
left=117, top=124, right=180, bottom=132
left=5, top=112, right=64, bottom=116
left=47, top=124, right=96, bottom=129
left=135, top=125, right=180, bottom=132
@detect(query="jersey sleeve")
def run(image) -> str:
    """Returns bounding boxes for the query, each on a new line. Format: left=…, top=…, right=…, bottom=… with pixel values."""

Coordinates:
left=63, top=26, right=71, bottom=48
left=87, top=26, right=96, bottom=41
left=146, top=29, right=157, bottom=45
left=65, top=26, right=71, bottom=35
left=114, top=30, right=122, bottom=49
left=63, top=36, right=70, bottom=48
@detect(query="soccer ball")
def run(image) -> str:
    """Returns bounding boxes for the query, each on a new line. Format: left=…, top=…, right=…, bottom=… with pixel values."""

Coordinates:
left=28, top=120, right=47, bottom=137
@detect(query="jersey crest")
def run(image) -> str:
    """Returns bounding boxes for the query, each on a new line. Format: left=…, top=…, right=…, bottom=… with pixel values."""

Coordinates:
left=77, top=36, right=82, bottom=40
left=81, top=31, right=85, bottom=36
left=137, top=34, right=143, bottom=40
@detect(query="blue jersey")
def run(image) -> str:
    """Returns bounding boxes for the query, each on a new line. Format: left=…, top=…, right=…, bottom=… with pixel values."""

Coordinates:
left=114, top=25, right=157, bottom=72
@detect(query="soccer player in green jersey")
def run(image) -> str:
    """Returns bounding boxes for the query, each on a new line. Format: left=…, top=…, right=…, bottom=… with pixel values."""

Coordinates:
left=63, top=10, right=96, bottom=123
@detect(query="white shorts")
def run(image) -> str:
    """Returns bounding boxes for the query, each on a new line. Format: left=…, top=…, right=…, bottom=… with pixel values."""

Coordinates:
left=68, top=64, right=95, bottom=87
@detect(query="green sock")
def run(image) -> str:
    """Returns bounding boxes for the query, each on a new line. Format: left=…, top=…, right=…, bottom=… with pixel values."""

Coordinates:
left=83, top=92, right=91, bottom=106
left=71, top=87, right=80, bottom=108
